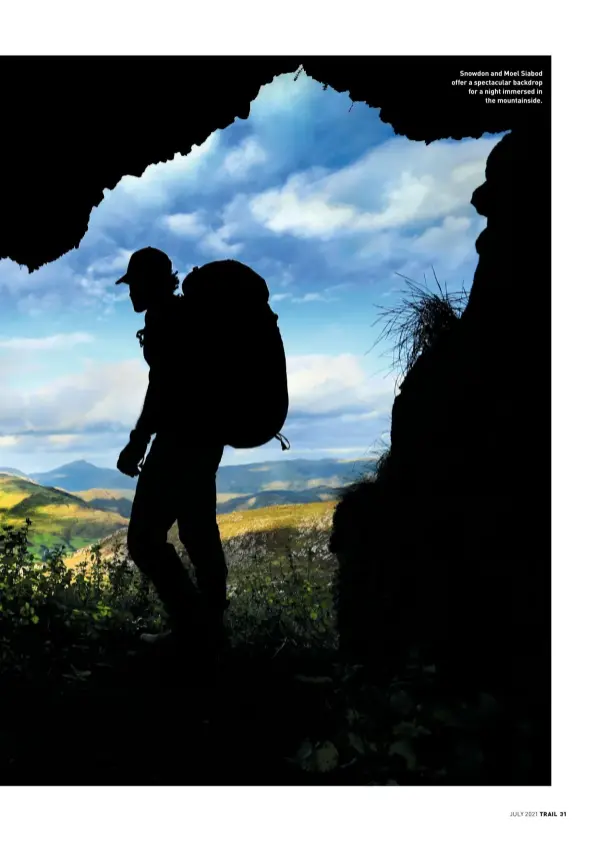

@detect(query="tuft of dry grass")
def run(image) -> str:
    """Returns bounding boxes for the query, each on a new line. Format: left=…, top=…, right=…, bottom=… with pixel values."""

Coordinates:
left=372, top=269, right=469, bottom=384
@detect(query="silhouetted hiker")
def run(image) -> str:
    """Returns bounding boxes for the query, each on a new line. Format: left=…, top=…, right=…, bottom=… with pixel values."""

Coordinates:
left=115, top=247, right=228, bottom=654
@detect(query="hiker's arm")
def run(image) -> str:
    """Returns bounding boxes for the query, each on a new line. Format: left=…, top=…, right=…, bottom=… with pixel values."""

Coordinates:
left=129, top=371, right=160, bottom=448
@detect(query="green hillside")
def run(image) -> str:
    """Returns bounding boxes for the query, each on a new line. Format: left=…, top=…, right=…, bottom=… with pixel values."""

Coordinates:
left=71, top=485, right=340, bottom=519
left=0, top=468, right=339, bottom=563
left=0, top=474, right=42, bottom=510
left=68, top=500, right=337, bottom=568
left=217, top=487, right=339, bottom=513
left=0, top=473, right=128, bottom=558
left=75, top=489, right=134, bottom=518
left=76, top=488, right=136, bottom=502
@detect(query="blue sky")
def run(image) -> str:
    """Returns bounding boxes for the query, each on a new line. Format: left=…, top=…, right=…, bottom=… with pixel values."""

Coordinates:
left=0, top=71, right=505, bottom=474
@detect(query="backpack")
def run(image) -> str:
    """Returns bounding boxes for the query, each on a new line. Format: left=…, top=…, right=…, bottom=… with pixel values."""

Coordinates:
left=181, top=259, right=290, bottom=451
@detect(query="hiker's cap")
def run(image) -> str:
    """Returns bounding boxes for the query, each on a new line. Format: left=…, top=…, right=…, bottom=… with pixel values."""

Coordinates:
left=116, top=247, right=172, bottom=285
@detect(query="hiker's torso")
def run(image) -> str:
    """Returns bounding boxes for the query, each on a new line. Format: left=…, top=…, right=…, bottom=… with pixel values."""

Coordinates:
left=141, top=296, right=183, bottom=370
left=141, top=297, right=186, bottom=432
left=140, top=296, right=220, bottom=437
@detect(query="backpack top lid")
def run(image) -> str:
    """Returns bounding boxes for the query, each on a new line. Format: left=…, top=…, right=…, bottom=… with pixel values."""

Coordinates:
left=182, top=259, right=270, bottom=309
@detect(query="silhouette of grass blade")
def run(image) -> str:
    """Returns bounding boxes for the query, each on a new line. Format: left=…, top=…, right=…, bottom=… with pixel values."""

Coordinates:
left=372, top=271, right=469, bottom=381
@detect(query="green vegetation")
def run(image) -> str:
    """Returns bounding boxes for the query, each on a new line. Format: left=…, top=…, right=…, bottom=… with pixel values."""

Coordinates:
left=1, top=457, right=370, bottom=560
left=73, top=487, right=338, bottom=519
left=0, top=474, right=127, bottom=558
left=0, top=504, right=542, bottom=785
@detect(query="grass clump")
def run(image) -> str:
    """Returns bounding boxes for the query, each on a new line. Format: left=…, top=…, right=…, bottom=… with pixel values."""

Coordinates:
left=372, top=269, right=469, bottom=383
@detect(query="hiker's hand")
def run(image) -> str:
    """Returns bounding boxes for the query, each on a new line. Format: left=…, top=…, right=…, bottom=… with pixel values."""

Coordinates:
left=117, top=442, right=145, bottom=477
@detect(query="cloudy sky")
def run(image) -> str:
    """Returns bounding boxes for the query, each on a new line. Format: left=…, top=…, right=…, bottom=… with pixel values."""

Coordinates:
left=0, top=71, right=505, bottom=474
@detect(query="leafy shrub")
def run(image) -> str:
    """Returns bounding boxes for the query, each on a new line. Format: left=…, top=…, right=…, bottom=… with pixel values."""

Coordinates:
left=0, top=520, right=163, bottom=681
left=0, top=516, right=338, bottom=680
left=0, top=519, right=546, bottom=785
left=226, top=538, right=337, bottom=653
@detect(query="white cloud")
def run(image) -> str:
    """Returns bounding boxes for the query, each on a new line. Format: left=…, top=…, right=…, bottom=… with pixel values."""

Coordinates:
left=201, top=224, right=244, bottom=256
left=16, top=292, right=65, bottom=317
left=292, top=292, right=327, bottom=303
left=247, top=136, right=498, bottom=240
left=287, top=354, right=391, bottom=416
left=47, top=434, right=81, bottom=448
left=410, top=215, right=472, bottom=251
left=0, top=359, right=148, bottom=439
left=0, top=435, right=19, bottom=448
left=249, top=257, right=295, bottom=289
left=0, top=257, right=78, bottom=296
left=162, top=212, right=207, bottom=238
left=0, top=252, right=128, bottom=316
left=0, top=333, right=94, bottom=352
left=0, top=351, right=396, bottom=471
left=90, top=134, right=220, bottom=231
left=115, top=134, right=219, bottom=204
left=222, top=137, right=267, bottom=179
left=325, top=447, right=372, bottom=454
left=0, top=353, right=391, bottom=442
left=0, top=258, right=31, bottom=291
left=249, top=71, right=316, bottom=121
left=271, top=288, right=347, bottom=305
left=160, top=210, right=244, bottom=256
left=251, top=176, right=354, bottom=238
left=87, top=248, right=134, bottom=275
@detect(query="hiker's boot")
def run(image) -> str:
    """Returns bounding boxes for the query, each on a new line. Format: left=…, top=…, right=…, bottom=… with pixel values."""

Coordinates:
left=182, top=600, right=230, bottom=666
left=139, top=598, right=230, bottom=662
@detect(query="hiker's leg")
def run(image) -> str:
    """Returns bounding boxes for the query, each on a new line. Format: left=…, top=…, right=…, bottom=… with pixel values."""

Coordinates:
left=127, top=436, right=200, bottom=629
left=177, top=443, right=228, bottom=613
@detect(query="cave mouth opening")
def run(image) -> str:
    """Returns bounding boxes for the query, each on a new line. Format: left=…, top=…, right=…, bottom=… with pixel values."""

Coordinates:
left=0, top=70, right=504, bottom=473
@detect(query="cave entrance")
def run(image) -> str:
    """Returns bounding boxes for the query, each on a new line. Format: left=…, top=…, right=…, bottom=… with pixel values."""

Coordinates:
left=0, top=70, right=502, bottom=474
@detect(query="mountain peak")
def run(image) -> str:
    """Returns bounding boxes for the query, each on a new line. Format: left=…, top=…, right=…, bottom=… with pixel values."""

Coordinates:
left=31, top=460, right=136, bottom=492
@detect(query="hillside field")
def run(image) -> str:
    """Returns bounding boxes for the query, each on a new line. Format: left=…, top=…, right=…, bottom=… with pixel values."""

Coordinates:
left=67, top=499, right=337, bottom=568
left=0, top=474, right=128, bottom=557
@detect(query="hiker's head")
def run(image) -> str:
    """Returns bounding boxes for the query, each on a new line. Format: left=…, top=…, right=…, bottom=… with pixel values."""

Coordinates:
left=116, top=247, right=179, bottom=312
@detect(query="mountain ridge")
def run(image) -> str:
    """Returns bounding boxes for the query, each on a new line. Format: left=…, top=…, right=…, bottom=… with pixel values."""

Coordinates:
left=30, top=456, right=375, bottom=494
left=0, top=467, right=31, bottom=479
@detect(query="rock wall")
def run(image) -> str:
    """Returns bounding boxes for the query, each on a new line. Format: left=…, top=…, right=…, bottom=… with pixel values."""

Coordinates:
left=332, top=127, right=550, bottom=701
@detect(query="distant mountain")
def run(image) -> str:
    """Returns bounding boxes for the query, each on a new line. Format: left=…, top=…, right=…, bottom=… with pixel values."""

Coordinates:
left=216, top=458, right=374, bottom=495
left=30, top=457, right=375, bottom=495
left=31, top=460, right=137, bottom=492
left=0, top=467, right=30, bottom=479
left=0, top=474, right=128, bottom=558
left=217, top=486, right=340, bottom=514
